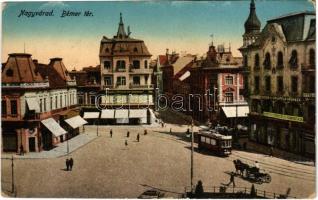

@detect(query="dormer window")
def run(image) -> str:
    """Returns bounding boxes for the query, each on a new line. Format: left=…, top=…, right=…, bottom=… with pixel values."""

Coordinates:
left=289, top=50, right=298, bottom=68
left=133, top=47, right=138, bottom=52
left=254, top=53, right=260, bottom=69
left=6, top=68, right=13, bottom=77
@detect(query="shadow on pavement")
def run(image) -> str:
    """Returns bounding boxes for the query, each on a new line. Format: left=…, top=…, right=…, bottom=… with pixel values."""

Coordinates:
left=140, top=184, right=183, bottom=195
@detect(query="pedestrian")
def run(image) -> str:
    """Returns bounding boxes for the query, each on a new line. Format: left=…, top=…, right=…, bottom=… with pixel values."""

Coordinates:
left=110, top=129, right=113, bottom=138
left=69, top=158, right=74, bottom=171
left=137, top=133, right=140, bottom=142
left=161, top=122, right=164, bottom=128
left=187, top=127, right=190, bottom=135
left=269, top=146, right=274, bottom=157
left=226, top=172, right=236, bottom=187
left=125, top=140, right=128, bottom=147
left=66, top=158, right=69, bottom=171
left=144, top=129, right=147, bottom=135
left=254, top=161, right=260, bottom=172
left=20, top=144, right=24, bottom=156
left=170, top=128, right=172, bottom=134
left=127, top=131, right=130, bottom=138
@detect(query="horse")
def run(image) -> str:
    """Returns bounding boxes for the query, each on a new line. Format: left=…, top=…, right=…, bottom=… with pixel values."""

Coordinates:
left=233, top=159, right=246, bottom=176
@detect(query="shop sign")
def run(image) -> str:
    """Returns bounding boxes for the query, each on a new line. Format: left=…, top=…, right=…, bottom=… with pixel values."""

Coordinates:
left=263, top=112, right=303, bottom=122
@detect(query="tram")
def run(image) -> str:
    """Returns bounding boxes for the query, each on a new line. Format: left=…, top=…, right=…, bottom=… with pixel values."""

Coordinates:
left=198, top=129, right=232, bottom=156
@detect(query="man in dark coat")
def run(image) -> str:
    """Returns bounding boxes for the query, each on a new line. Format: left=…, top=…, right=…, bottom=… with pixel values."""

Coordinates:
left=144, top=129, right=147, bottom=135
left=137, top=134, right=140, bottom=142
left=227, top=172, right=236, bottom=187
left=66, top=158, right=69, bottom=171
left=110, top=129, right=113, bottom=138
left=69, top=158, right=74, bottom=171
left=127, top=131, right=130, bottom=138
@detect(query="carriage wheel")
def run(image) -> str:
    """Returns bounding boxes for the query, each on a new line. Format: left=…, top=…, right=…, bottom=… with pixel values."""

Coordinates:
left=265, top=174, right=271, bottom=183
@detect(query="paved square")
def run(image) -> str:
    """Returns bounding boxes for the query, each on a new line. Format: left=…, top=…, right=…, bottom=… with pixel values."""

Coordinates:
left=1, top=124, right=315, bottom=198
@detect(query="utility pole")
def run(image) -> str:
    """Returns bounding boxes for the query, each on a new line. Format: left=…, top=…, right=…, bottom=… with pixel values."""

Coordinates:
left=11, top=155, right=14, bottom=194
left=190, top=119, right=194, bottom=193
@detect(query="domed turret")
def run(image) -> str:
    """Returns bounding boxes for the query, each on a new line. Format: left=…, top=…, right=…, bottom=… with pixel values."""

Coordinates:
left=244, top=0, right=261, bottom=34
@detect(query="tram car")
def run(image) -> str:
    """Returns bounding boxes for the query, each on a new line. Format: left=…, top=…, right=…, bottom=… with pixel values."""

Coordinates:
left=198, top=129, right=232, bottom=156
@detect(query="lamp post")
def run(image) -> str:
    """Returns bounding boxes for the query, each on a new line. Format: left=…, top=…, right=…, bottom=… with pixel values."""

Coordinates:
left=11, top=155, right=14, bottom=194
left=190, top=119, right=194, bottom=193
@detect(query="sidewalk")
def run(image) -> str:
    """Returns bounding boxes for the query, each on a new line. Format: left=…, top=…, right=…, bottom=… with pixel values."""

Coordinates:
left=1, top=129, right=98, bottom=159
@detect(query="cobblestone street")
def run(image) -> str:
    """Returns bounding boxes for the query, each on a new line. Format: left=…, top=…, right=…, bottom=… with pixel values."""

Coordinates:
left=1, top=124, right=315, bottom=198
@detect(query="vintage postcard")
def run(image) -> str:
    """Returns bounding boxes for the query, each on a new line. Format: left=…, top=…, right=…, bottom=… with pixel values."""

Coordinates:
left=1, top=0, right=316, bottom=198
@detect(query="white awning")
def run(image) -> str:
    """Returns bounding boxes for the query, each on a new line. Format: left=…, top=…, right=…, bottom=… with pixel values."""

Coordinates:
left=101, top=109, right=115, bottom=119
left=41, top=118, right=67, bottom=137
left=179, top=71, right=191, bottom=81
left=129, top=109, right=147, bottom=118
left=65, top=116, right=88, bottom=129
left=221, top=106, right=249, bottom=118
left=26, top=97, right=40, bottom=112
left=83, top=112, right=100, bottom=119
left=115, top=109, right=129, bottom=119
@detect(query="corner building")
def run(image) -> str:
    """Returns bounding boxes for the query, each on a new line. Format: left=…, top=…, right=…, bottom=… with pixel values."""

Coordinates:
left=99, top=13, right=154, bottom=124
left=240, top=0, right=315, bottom=157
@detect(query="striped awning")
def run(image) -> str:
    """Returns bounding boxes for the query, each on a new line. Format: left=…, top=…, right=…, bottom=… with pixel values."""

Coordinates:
left=65, top=116, right=87, bottom=129
left=41, top=118, right=67, bottom=137
left=83, top=112, right=100, bottom=119
left=101, top=109, right=115, bottom=119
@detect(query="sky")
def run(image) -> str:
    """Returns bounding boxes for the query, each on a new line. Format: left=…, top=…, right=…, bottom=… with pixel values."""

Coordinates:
left=2, top=0, right=315, bottom=70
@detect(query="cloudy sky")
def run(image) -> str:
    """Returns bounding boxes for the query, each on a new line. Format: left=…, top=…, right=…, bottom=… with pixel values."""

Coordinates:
left=2, top=1, right=315, bottom=70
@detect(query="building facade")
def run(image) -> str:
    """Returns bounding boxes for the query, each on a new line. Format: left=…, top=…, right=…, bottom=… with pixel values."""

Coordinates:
left=2, top=53, right=79, bottom=153
left=99, top=14, right=154, bottom=110
left=240, top=0, right=315, bottom=157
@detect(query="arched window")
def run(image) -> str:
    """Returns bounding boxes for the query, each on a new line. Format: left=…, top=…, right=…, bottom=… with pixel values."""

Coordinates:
left=144, top=60, right=148, bottom=68
left=277, top=51, right=283, bottom=68
left=244, top=55, right=248, bottom=67
left=6, top=68, right=13, bottom=77
left=254, top=54, right=260, bottom=69
left=289, top=50, right=298, bottom=68
left=263, top=52, right=271, bottom=69
left=133, top=47, right=138, bottom=52
left=116, top=60, right=126, bottom=71
left=309, top=49, right=315, bottom=68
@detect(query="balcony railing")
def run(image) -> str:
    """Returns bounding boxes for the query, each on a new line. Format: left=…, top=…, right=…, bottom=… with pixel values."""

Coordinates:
left=129, top=84, right=154, bottom=89
left=303, top=93, right=315, bottom=98
left=2, top=82, right=49, bottom=88
left=129, top=68, right=153, bottom=74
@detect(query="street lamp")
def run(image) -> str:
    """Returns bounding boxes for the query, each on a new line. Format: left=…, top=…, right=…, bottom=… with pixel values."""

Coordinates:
left=190, top=118, right=194, bottom=193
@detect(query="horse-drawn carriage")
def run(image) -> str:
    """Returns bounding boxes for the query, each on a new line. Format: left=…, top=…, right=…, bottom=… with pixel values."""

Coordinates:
left=233, top=159, right=271, bottom=184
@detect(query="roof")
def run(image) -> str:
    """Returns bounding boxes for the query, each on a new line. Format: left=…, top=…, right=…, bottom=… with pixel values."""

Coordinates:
left=172, top=55, right=196, bottom=76
left=244, top=0, right=261, bottom=34
left=2, top=53, right=45, bottom=83
left=99, top=13, right=152, bottom=57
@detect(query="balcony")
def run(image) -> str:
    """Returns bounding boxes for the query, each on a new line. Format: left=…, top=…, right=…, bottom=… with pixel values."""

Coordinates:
left=129, top=68, right=152, bottom=74
left=129, top=83, right=154, bottom=89
left=116, top=68, right=126, bottom=72
left=302, top=93, right=315, bottom=98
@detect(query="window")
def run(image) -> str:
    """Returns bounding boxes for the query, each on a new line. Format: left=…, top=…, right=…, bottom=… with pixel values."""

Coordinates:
left=308, top=75, right=315, bottom=93
left=104, top=76, right=112, bottom=86
left=50, top=97, right=53, bottom=110
left=116, top=60, right=126, bottom=71
left=2, top=100, right=7, bottom=115
left=225, top=76, right=233, bottom=85
left=225, top=92, right=234, bottom=103
left=90, top=96, right=95, bottom=105
left=6, top=69, right=13, bottom=77
left=104, top=61, right=111, bottom=70
left=277, top=76, right=283, bottom=93
left=55, top=96, right=58, bottom=109
left=254, top=54, right=260, bottom=69
left=263, top=52, right=271, bottom=69
left=291, top=76, right=298, bottom=93
left=133, top=47, right=138, bottom=52
left=211, top=138, right=216, bottom=145
left=265, top=76, right=271, bottom=92
left=10, top=100, right=17, bottom=115
left=244, top=55, right=248, bottom=67
left=200, top=136, right=205, bottom=143
left=44, top=98, right=47, bottom=112
left=309, top=49, right=315, bottom=67
left=105, top=48, right=109, bottom=53
left=78, top=95, right=84, bottom=105
left=277, top=51, right=283, bottom=68
left=206, top=138, right=211, bottom=144
left=60, top=96, right=62, bottom=108
left=145, top=75, right=149, bottom=84
left=39, top=99, right=43, bottom=113
left=289, top=50, right=298, bottom=68
left=132, top=60, right=140, bottom=69
left=133, top=76, right=140, bottom=85
left=117, top=77, right=126, bottom=86
left=254, top=76, right=259, bottom=94
left=144, top=60, right=148, bottom=68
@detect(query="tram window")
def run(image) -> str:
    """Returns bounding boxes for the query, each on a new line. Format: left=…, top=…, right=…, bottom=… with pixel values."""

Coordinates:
left=200, top=136, right=205, bottom=143
left=222, top=141, right=226, bottom=147
left=211, top=139, right=216, bottom=145
left=206, top=138, right=211, bottom=144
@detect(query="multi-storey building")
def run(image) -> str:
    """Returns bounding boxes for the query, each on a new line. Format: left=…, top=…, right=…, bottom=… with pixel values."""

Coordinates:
left=189, top=43, right=247, bottom=126
left=99, top=13, right=154, bottom=124
left=240, top=0, right=315, bottom=157
left=2, top=53, right=81, bottom=153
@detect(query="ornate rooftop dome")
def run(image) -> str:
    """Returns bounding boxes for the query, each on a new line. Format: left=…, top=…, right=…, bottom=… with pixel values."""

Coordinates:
left=244, top=0, right=261, bottom=34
